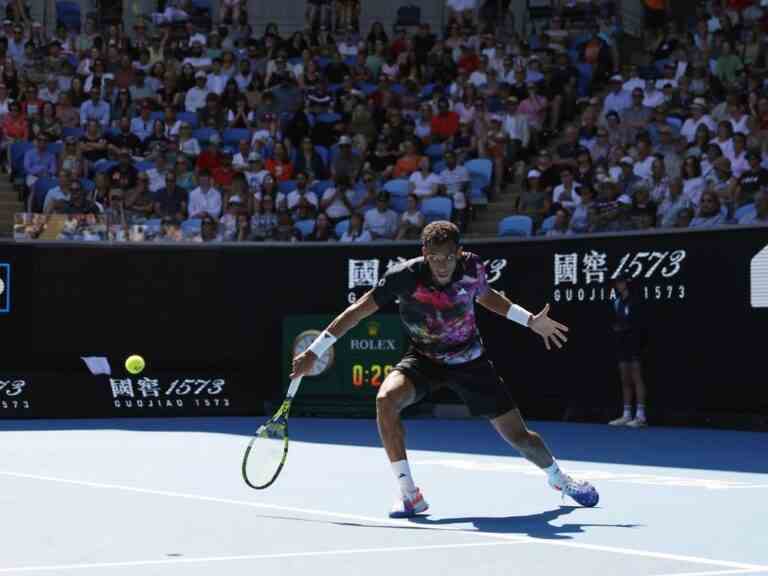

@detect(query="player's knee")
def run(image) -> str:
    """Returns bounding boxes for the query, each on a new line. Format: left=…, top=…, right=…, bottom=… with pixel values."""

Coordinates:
left=375, top=389, right=401, bottom=417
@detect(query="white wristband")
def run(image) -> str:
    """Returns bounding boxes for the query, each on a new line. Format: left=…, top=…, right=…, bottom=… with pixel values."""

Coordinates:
left=307, top=330, right=337, bottom=357
left=506, top=304, right=532, bottom=327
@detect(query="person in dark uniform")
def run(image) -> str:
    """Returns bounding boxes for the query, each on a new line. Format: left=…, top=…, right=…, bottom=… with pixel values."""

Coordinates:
left=291, top=221, right=599, bottom=517
left=608, top=271, right=649, bottom=428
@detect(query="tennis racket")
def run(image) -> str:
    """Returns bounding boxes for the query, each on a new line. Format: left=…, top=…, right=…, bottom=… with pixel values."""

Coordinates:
left=242, top=376, right=303, bottom=490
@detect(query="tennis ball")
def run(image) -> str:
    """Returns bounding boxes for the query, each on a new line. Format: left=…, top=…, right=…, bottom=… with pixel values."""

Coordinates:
left=125, top=355, right=145, bottom=375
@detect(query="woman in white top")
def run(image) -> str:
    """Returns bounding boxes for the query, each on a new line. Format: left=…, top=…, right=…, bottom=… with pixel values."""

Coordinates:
left=178, top=123, right=201, bottom=157
left=409, top=157, right=441, bottom=198
left=396, top=193, right=425, bottom=240
left=682, top=156, right=706, bottom=207
left=714, top=120, right=735, bottom=162
left=340, top=212, right=372, bottom=242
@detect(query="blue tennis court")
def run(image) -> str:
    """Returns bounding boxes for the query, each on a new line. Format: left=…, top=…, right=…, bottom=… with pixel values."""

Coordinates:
left=0, top=417, right=766, bottom=575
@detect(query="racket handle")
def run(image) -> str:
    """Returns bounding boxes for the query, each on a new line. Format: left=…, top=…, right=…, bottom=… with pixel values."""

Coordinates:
left=286, top=376, right=303, bottom=399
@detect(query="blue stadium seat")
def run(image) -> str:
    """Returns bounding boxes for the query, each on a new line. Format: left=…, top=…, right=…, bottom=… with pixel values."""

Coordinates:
left=539, top=214, right=556, bottom=235
left=466, top=158, right=493, bottom=206
left=358, top=82, right=377, bottom=95
left=294, top=218, right=315, bottom=238
left=62, top=127, right=84, bottom=139
left=314, top=145, right=329, bottom=167
left=48, top=142, right=64, bottom=157
left=311, top=180, right=333, bottom=197
left=316, top=112, right=341, bottom=124
left=10, top=141, right=34, bottom=176
left=223, top=128, right=251, bottom=147
left=278, top=180, right=296, bottom=194
left=735, top=203, right=756, bottom=222
left=80, top=178, right=96, bottom=194
left=134, top=161, right=155, bottom=172
left=31, top=177, right=59, bottom=213
left=192, top=127, right=217, bottom=144
left=498, top=215, right=533, bottom=237
left=335, top=218, right=350, bottom=238
left=177, top=111, right=199, bottom=128
left=421, top=197, right=453, bottom=223
left=383, top=179, right=410, bottom=197
left=424, top=143, right=444, bottom=162
left=56, top=1, right=81, bottom=31
left=94, top=160, right=119, bottom=174
left=181, top=219, right=202, bottom=237
left=390, top=83, right=406, bottom=95
left=390, top=195, right=409, bottom=213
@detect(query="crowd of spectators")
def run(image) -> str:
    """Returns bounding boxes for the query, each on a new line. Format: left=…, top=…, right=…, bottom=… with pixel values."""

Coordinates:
left=5, top=0, right=768, bottom=243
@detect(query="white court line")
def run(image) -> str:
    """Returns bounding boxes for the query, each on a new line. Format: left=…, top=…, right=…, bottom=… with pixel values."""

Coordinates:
left=653, top=569, right=768, bottom=576
left=0, top=541, right=525, bottom=573
left=0, top=470, right=766, bottom=573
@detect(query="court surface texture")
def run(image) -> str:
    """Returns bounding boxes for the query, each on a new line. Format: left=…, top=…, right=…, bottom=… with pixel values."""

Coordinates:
left=0, top=417, right=766, bottom=575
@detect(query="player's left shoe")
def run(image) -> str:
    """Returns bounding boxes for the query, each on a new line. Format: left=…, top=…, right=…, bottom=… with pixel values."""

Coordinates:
left=549, top=475, right=599, bottom=507
left=389, top=488, right=429, bottom=518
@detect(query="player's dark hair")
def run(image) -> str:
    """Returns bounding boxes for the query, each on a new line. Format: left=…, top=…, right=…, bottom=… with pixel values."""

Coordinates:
left=421, top=221, right=460, bottom=248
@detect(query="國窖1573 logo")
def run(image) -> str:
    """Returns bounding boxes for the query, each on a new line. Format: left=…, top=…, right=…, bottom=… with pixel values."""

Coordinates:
left=0, top=263, right=10, bottom=314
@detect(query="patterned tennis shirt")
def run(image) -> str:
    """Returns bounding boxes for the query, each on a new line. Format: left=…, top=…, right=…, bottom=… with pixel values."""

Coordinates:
left=372, top=252, right=490, bottom=365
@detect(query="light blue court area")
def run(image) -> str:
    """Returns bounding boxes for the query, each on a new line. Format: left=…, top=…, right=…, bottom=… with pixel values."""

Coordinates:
left=0, top=418, right=766, bottom=575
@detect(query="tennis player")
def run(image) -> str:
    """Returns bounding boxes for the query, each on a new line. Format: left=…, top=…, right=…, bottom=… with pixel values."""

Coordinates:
left=291, top=221, right=599, bottom=517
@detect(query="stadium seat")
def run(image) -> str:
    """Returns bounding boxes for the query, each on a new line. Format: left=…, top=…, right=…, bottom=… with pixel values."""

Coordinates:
left=56, top=1, right=81, bottom=31
left=134, top=160, right=155, bottom=172
left=735, top=203, right=756, bottom=222
left=314, top=145, right=329, bottom=167
left=94, top=160, right=119, bottom=174
left=278, top=180, right=296, bottom=194
left=31, top=177, right=59, bottom=213
left=181, top=219, right=202, bottom=237
left=10, top=141, right=34, bottom=176
left=316, top=112, right=341, bottom=124
left=311, top=180, right=333, bottom=197
left=383, top=179, right=410, bottom=197
left=539, top=215, right=556, bottom=235
left=466, top=158, right=493, bottom=206
left=177, top=111, right=199, bottom=128
left=80, top=178, right=96, bottom=194
left=62, top=127, right=84, bottom=139
left=294, top=218, right=315, bottom=238
left=149, top=111, right=165, bottom=124
left=498, top=215, right=533, bottom=237
left=421, top=197, right=453, bottom=223
left=358, top=82, right=377, bottom=95
left=424, top=144, right=444, bottom=163
left=223, top=128, right=251, bottom=147
left=335, top=218, right=350, bottom=238
left=390, top=195, right=409, bottom=213
left=192, top=127, right=217, bottom=145
left=47, top=142, right=64, bottom=157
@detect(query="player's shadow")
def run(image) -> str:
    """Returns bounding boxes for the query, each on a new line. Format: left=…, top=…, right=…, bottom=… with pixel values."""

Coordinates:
left=408, top=506, right=642, bottom=540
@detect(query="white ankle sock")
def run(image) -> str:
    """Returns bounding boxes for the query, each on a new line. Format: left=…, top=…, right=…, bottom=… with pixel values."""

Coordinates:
left=391, top=460, right=417, bottom=497
left=622, top=405, right=632, bottom=419
left=543, top=459, right=565, bottom=486
left=636, top=404, right=646, bottom=420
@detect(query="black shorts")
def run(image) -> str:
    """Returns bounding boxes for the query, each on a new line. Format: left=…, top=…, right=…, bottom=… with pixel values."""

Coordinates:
left=615, top=331, right=645, bottom=363
left=393, top=349, right=517, bottom=419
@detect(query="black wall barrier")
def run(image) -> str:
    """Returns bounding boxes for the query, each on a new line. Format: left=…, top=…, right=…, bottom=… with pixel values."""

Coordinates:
left=1, top=227, right=767, bottom=424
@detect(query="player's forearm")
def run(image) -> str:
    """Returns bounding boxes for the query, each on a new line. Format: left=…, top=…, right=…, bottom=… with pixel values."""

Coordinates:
left=477, top=289, right=532, bottom=327
left=325, top=292, right=378, bottom=340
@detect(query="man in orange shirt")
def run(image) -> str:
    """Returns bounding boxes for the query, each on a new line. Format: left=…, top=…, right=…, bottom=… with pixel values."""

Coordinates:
left=430, top=97, right=460, bottom=141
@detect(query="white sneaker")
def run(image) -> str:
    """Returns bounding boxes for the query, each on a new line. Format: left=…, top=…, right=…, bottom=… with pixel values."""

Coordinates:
left=627, top=417, right=648, bottom=428
left=609, top=415, right=633, bottom=426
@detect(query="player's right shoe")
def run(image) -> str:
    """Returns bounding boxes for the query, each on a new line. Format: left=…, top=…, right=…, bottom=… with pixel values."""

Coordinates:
left=609, top=415, right=633, bottom=426
left=550, top=475, right=600, bottom=507
left=389, top=488, right=429, bottom=518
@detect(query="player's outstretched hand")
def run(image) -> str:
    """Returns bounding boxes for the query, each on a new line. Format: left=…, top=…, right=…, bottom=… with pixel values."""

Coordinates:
left=529, top=304, right=569, bottom=350
left=290, top=351, right=317, bottom=379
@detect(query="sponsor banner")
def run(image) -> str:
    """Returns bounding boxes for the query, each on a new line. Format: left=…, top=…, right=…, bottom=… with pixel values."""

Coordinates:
left=1, top=228, right=766, bottom=420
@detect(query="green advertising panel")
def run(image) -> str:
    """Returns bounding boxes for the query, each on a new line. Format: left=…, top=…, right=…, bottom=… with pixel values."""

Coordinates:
left=282, top=315, right=405, bottom=413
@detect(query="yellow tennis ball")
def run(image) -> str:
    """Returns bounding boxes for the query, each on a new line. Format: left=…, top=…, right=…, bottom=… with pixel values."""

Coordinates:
left=125, top=355, right=145, bottom=375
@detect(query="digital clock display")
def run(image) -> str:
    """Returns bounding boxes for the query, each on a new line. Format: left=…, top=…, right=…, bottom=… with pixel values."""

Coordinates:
left=351, top=364, right=394, bottom=388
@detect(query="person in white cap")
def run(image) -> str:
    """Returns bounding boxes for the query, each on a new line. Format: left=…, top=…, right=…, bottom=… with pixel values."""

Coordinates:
left=184, top=71, right=210, bottom=113
left=601, top=75, right=631, bottom=121
left=680, top=98, right=716, bottom=143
